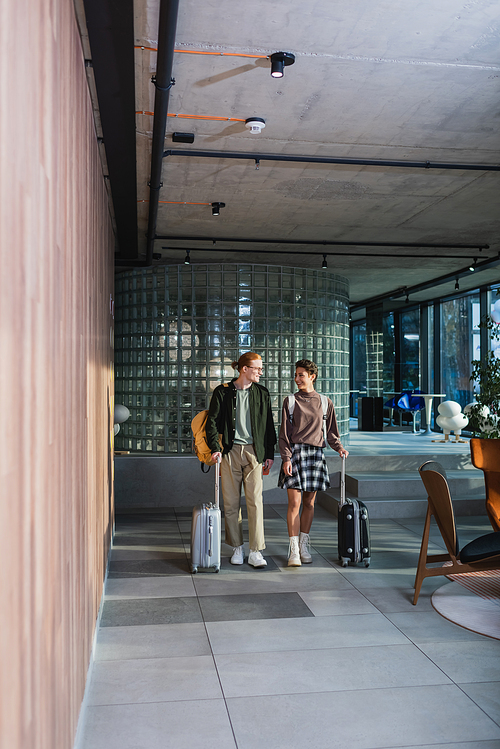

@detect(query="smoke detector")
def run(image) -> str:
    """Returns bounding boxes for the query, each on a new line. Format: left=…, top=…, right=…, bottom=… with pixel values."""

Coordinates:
left=245, top=117, right=266, bottom=134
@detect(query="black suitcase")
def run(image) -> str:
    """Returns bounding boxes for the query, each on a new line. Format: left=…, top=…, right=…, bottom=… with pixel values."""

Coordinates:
left=338, top=455, right=371, bottom=567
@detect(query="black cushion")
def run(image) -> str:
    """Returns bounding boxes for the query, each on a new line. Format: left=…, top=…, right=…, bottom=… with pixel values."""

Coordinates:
left=460, top=531, right=500, bottom=563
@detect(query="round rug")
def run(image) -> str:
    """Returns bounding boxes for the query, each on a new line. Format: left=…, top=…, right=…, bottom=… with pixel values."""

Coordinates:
left=432, top=581, right=500, bottom=640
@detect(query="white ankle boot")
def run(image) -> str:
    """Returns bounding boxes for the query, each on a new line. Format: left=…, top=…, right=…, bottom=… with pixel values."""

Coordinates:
left=288, top=536, right=301, bottom=566
left=299, top=532, right=312, bottom=563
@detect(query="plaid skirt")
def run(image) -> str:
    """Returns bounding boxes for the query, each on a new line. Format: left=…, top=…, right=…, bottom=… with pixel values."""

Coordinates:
left=278, top=444, right=330, bottom=492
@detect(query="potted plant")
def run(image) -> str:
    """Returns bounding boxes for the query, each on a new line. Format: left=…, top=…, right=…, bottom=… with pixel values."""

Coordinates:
left=467, top=308, right=500, bottom=531
left=467, top=313, right=500, bottom=438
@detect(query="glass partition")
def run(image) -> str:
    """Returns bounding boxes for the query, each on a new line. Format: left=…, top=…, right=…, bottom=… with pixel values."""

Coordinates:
left=114, top=264, right=350, bottom=453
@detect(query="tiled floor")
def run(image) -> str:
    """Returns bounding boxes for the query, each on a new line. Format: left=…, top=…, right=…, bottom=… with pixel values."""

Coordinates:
left=78, top=502, right=500, bottom=749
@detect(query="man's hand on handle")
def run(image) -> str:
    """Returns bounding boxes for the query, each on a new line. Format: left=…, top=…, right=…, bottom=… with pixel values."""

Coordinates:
left=211, top=452, right=222, bottom=463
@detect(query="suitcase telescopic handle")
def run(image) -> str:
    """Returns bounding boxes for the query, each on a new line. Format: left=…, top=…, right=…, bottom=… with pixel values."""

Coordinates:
left=340, top=453, right=346, bottom=508
left=214, top=455, right=221, bottom=509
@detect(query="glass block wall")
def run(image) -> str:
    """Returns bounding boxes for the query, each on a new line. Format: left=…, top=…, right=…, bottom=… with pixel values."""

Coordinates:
left=114, top=264, right=350, bottom=453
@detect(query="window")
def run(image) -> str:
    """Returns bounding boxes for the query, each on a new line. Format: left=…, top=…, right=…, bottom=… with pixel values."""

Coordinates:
left=441, top=294, right=479, bottom=408
left=401, top=309, right=420, bottom=391
left=383, top=313, right=395, bottom=396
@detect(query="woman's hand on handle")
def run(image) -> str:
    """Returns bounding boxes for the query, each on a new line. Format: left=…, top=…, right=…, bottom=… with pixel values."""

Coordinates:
left=338, top=447, right=349, bottom=458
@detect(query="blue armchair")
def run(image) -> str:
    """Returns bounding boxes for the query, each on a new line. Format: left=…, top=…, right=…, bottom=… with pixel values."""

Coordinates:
left=384, top=390, right=426, bottom=432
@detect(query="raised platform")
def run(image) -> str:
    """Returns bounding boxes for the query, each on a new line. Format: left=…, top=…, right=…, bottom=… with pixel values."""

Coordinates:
left=317, top=428, right=485, bottom=519
left=114, top=429, right=487, bottom=519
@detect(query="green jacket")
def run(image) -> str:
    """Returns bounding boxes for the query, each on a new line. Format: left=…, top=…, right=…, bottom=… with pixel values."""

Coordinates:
left=206, top=380, right=277, bottom=463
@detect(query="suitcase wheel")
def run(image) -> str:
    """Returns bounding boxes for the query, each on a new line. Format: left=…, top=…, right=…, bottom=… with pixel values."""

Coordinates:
left=191, top=565, right=198, bottom=574
left=341, top=557, right=349, bottom=568
left=213, top=565, right=220, bottom=573
left=364, top=559, right=370, bottom=568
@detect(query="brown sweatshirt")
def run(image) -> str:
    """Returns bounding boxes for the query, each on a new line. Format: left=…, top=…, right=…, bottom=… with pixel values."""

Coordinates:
left=279, top=390, right=342, bottom=461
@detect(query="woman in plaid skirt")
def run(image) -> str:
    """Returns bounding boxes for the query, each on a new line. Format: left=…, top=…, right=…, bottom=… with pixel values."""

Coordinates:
left=278, top=359, right=348, bottom=566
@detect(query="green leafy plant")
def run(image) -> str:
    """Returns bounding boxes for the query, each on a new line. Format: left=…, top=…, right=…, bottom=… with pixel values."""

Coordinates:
left=468, top=315, right=500, bottom=438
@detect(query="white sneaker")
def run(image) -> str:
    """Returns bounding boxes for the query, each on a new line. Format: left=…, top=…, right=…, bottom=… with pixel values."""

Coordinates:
left=299, top=532, right=312, bottom=563
left=248, top=550, right=267, bottom=568
left=288, top=536, right=301, bottom=566
left=230, top=545, right=244, bottom=565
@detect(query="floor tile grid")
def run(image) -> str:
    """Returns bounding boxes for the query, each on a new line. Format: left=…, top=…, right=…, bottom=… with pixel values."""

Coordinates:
left=88, top=510, right=241, bottom=748
left=189, top=508, right=498, bottom=732
left=81, top=508, right=500, bottom=749
left=191, top=509, right=500, bottom=749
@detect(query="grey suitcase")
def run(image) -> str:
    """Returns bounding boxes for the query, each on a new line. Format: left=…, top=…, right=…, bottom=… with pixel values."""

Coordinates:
left=190, top=458, right=221, bottom=573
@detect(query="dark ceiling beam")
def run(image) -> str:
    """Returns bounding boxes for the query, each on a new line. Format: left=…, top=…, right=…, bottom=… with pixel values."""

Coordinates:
left=160, top=246, right=490, bottom=259
left=163, top=148, right=500, bottom=172
left=83, top=0, right=138, bottom=259
left=157, top=235, right=489, bottom=252
left=144, top=0, right=180, bottom=267
left=350, top=253, right=500, bottom=312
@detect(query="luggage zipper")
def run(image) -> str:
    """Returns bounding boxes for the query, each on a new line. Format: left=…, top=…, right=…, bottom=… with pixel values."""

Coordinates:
left=208, top=513, right=213, bottom=557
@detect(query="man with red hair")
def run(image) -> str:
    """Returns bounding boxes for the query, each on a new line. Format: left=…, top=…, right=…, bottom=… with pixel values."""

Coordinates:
left=206, top=352, right=276, bottom=568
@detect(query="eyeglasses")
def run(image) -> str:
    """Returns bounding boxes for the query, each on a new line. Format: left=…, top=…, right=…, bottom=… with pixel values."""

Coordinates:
left=247, top=367, right=263, bottom=373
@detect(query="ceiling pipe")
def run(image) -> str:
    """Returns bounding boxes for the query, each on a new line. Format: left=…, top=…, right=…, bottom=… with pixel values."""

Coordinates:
left=163, top=148, right=500, bottom=172
left=116, top=0, right=179, bottom=268
left=157, top=235, right=489, bottom=252
left=350, top=253, right=500, bottom=312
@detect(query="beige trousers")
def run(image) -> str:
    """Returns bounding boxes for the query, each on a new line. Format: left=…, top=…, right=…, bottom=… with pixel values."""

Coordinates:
left=220, top=444, right=265, bottom=551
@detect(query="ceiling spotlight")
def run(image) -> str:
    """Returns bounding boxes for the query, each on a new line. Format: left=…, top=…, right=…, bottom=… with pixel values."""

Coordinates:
left=269, top=51, right=295, bottom=78
left=184, top=249, right=191, bottom=265
left=455, top=279, right=460, bottom=290
left=211, top=202, right=225, bottom=216
left=245, top=117, right=266, bottom=134
left=469, top=258, right=477, bottom=272
left=405, top=293, right=410, bottom=304
left=322, top=254, right=328, bottom=269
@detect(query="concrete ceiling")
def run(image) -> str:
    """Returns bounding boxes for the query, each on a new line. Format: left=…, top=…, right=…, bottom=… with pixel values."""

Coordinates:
left=112, top=0, right=500, bottom=305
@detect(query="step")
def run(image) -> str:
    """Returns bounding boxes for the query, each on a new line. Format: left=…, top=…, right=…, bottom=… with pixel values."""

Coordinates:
left=324, top=452, right=474, bottom=473
left=344, top=470, right=485, bottom=498
left=317, top=488, right=487, bottom=519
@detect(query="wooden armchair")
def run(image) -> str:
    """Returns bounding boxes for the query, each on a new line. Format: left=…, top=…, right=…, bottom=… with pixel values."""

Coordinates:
left=470, top=438, right=500, bottom=532
left=413, top=460, right=500, bottom=604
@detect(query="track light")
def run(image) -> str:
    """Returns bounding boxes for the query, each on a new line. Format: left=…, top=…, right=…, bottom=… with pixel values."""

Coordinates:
left=211, top=202, right=225, bottom=216
left=322, top=254, right=328, bottom=269
left=184, top=249, right=190, bottom=265
left=269, top=51, right=295, bottom=78
left=405, top=293, right=410, bottom=304
left=455, top=279, right=460, bottom=290
left=469, top=258, right=477, bottom=272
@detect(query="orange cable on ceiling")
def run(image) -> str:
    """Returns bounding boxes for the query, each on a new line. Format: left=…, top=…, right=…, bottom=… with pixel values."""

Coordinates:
left=135, top=111, right=246, bottom=122
left=134, top=45, right=268, bottom=59
left=169, top=113, right=245, bottom=121
left=138, top=200, right=211, bottom=205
